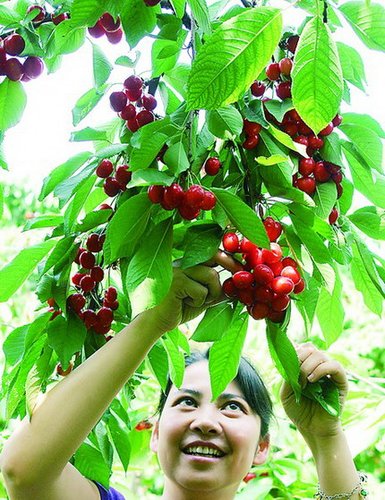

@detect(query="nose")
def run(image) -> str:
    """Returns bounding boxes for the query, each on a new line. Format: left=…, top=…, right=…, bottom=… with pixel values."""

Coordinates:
left=189, top=406, right=222, bottom=435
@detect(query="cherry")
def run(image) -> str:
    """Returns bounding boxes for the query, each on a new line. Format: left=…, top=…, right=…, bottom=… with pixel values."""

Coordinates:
left=299, top=158, right=315, bottom=176
left=47, top=297, right=56, bottom=308
left=201, top=191, right=216, bottom=210
left=294, top=135, right=309, bottom=146
left=87, top=233, right=102, bottom=252
left=137, top=110, right=155, bottom=127
left=332, top=114, right=343, bottom=127
left=148, top=185, right=164, bottom=203
left=204, top=157, right=221, bottom=176
left=105, top=286, right=118, bottom=302
left=243, top=120, right=262, bottom=136
left=98, top=203, right=113, bottom=211
left=51, top=12, right=69, bottom=25
left=238, top=288, right=254, bottom=306
left=266, top=63, right=281, bottom=81
left=254, top=286, right=274, bottom=304
left=88, top=20, right=105, bottom=38
left=163, top=183, right=184, bottom=208
left=276, top=81, right=292, bottom=100
left=278, top=57, right=293, bottom=76
left=135, top=420, right=153, bottom=431
left=296, top=176, right=316, bottom=195
left=223, top=233, right=239, bottom=253
left=67, top=293, right=86, bottom=312
left=269, top=260, right=283, bottom=276
left=144, top=0, right=162, bottom=6
left=126, top=118, right=139, bottom=132
left=243, top=473, right=257, bottom=483
left=287, top=109, right=301, bottom=122
left=103, top=299, right=119, bottom=310
left=263, top=217, right=282, bottom=242
left=283, top=122, right=298, bottom=137
left=294, top=278, right=305, bottom=294
left=253, top=264, right=274, bottom=285
left=100, top=13, right=120, bottom=32
left=125, top=86, right=143, bottom=102
left=142, top=94, right=157, bottom=111
left=328, top=208, right=339, bottom=225
left=240, top=237, right=255, bottom=254
left=93, top=320, right=111, bottom=335
left=104, top=177, right=121, bottom=197
left=120, top=104, right=136, bottom=120
left=326, top=163, right=341, bottom=175
left=109, top=91, right=127, bottom=112
left=184, top=185, right=205, bottom=209
left=232, top=271, right=254, bottom=289
left=281, top=266, right=301, bottom=285
left=124, top=75, right=143, bottom=91
left=90, top=266, right=104, bottom=282
left=281, top=257, right=298, bottom=268
left=80, top=275, right=96, bottom=293
left=262, top=243, right=282, bottom=264
left=287, top=35, right=300, bottom=53
left=106, top=28, right=123, bottom=44
left=178, top=203, right=200, bottom=220
left=83, top=309, right=97, bottom=329
left=5, top=58, right=24, bottom=81
left=298, top=122, right=312, bottom=135
left=267, top=310, right=286, bottom=323
left=271, top=294, right=290, bottom=312
left=271, top=276, right=294, bottom=295
left=72, top=272, right=85, bottom=286
left=313, top=162, right=331, bottom=183
left=320, top=123, right=334, bottom=136
left=250, top=302, right=269, bottom=320
left=332, top=171, right=343, bottom=184
left=308, top=135, right=324, bottom=149
left=97, top=307, right=114, bottom=326
left=4, top=34, right=25, bottom=56
left=250, top=81, right=266, bottom=97
left=245, top=247, right=263, bottom=268
left=222, top=278, right=237, bottom=298
left=242, top=136, right=260, bottom=149
left=115, top=165, right=132, bottom=186
left=23, top=56, right=44, bottom=79
left=79, top=251, right=96, bottom=269
left=96, top=159, right=113, bottom=178
left=56, top=363, right=73, bottom=377
left=27, top=5, right=45, bottom=23
left=336, top=183, right=343, bottom=199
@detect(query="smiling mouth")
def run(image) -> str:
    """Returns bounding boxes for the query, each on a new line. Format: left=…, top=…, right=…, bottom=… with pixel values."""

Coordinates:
left=183, top=446, right=226, bottom=458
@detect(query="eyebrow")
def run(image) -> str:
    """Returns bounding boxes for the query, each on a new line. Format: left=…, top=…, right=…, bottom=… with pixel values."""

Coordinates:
left=175, top=388, right=248, bottom=404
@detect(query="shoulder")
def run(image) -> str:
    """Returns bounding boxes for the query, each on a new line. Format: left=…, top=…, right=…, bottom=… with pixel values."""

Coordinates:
left=89, top=479, right=126, bottom=500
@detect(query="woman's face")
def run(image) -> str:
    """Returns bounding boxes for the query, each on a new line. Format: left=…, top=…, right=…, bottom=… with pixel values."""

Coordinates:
left=150, top=360, right=270, bottom=499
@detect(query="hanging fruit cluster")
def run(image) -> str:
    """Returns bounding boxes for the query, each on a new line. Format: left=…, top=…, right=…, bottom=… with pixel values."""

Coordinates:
left=221, top=218, right=305, bottom=323
left=95, top=159, right=132, bottom=197
left=88, top=13, right=123, bottom=44
left=0, top=33, right=44, bottom=82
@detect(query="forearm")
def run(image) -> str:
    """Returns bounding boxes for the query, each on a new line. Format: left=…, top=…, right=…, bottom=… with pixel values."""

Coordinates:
left=302, top=427, right=361, bottom=498
left=0, top=310, right=164, bottom=484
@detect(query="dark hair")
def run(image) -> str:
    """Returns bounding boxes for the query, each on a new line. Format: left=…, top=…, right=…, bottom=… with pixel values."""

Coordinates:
left=156, top=349, right=273, bottom=439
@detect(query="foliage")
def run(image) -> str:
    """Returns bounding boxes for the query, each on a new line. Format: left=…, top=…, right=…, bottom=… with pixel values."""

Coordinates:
left=0, top=0, right=385, bottom=497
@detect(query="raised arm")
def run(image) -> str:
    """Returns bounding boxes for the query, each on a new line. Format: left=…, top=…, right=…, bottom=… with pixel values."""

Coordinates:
left=0, top=263, right=223, bottom=500
left=280, top=343, right=364, bottom=499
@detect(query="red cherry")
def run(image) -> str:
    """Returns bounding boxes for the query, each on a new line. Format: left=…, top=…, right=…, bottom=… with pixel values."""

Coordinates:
left=178, top=204, right=200, bottom=220
left=284, top=122, right=298, bottom=137
left=233, top=271, right=254, bottom=289
left=93, top=320, right=111, bottom=335
left=299, top=158, right=315, bottom=176
left=313, top=162, right=331, bottom=183
left=72, top=272, right=86, bottom=286
left=23, top=56, right=44, bottom=78
left=201, top=191, right=216, bottom=210
left=281, top=266, right=301, bottom=285
left=96, top=159, right=113, bottom=178
left=276, top=81, right=292, bottom=100
left=27, top=5, right=45, bottom=22
left=125, top=87, right=142, bottom=102
left=243, top=120, right=262, bottom=137
left=244, top=248, right=263, bottom=268
left=222, top=278, right=238, bottom=298
left=90, top=266, right=104, bottom=283
left=106, top=28, right=123, bottom=44
left=83, top=309, right=97, bottom=329
left=332, top=171, right=343, bottom=184
left=97, top=307, right=114, bottom=327
left=56, top=363, right=73, bottom=377
left=308, top=135, right=324, bottom=149
left=243, top=472, right=257, bottom=483
left=296, top=176, right=316, bottom=195
left=136, top=110, right=154, bottom=127
left=51, top=12, right=69, bottom=25
left=250, top=81, right=266, bottom=97
left=148, top=185, right=164, bottom=204
left=269, top=260, right=283, bottom=276
left=332, top=114, right=343, bottom=127
left=204, top=157, right=221, bottom=176
left=242, top=136, right=260, bottom=150
left=109, top=91, right=127, bottom=112
left=142, top=94, right=157, bottom=111
left=104, top=177, right=121, bottom=197
left=250, top=302, right=269, bottom=320
left=328, top=208, right=339, bottom=225
left=105, top=286, right=118, bottom=302
left=262, top=243, right=282, bottom=265
left=254, top=286, right=274, bottom=304
left=124, top=75, right=143, bottom=91
left=278, top=57, right=293, bottom=76
left=79, top=251, right=96, bottom=269
left=223, top=233, right=239, bottom=253
left=184, top=185, right=205, bottom=209
left=281, top=257, right=298, bottom=268
left=98, top=203, right=113, bottom=211
left=67, top=293, right=86, bottom=313
left=287, top=35, right=299, bottom=53
left=47, top=298, right=56, bottom=308
left=298, top=122, right=313, bottom=136
left=86, top=233, right=103, bottom=253
left=88, top=20, right=105, bottom=38
left=294, top=135, right=309, bottom=146
left=103, top=299, right=119, bottom=310
left=320, top=123, right=334, bottom=136
left=5, top=58, right=24, bottom=81
left=115, top=165, right=132, bottom=186
left=163, top=183, right=184, bottom=209
left=271, top=294, right=290, bottom=312
left=126, top=118, right=139, bottom=132
left=100, top=13, right=120, bottom=32
left=120, top=104, right=136, bottom=120
left=240, top=237, right=255, bottom=254
left=266, top=63, right=281, bottom=81
left=263, top=217, right=282, bottom=242
left=253, top=264, right=274, bottom=285
left=294, top=278, right=305, bottom=294
left=80, top=276, right=96, bottom=293
left=287, top=109, right=301, bottom=121
left=238, top=288, right=255, bottom=306
left=271, top=276, right=294, bottom=295
left=143, top=0, right=162, bottom=5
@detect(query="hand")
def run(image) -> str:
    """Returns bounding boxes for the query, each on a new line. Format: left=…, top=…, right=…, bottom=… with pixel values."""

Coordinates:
left=280, top=343, right=349, bottom=439
left=145, top=251, right=239, bottom=334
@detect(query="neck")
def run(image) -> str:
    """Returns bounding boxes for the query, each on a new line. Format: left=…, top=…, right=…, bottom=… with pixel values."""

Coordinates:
left=161, top=479, right=238, bottom=500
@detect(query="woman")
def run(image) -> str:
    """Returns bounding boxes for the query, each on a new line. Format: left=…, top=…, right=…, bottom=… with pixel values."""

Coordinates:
left=0, top=258, right=366, bottom=499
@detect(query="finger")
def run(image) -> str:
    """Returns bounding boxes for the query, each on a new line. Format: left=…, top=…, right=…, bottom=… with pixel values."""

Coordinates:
left=183, top=265, right=223, bottom=304
left=171, top=270, right=209, bottom=308
left=205, top=250, right=243, bottom=273
left=306, top=360, right=348, bottom=389
left=300, top=352, right=329, bottom=379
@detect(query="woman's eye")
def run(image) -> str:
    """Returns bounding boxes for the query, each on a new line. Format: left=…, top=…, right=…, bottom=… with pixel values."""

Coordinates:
left=178, top=397, right=196, bottom=407
left=224, top=401, right=243, bottom=412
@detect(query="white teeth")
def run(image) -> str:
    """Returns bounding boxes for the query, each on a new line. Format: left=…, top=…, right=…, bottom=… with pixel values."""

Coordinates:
left=184, top=445, right=223, bottom=457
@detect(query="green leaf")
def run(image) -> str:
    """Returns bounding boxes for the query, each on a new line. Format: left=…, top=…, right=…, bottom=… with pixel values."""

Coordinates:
left=349, top=206, right=385, bottom=240
left=0, top=240, right=56, bottom=302
left=120, top=0, right=160, bottom=48
left=39, top=152, right=91, bottom=201
left=147, top=341, right=169, bottom=392
left=47, top=314, right=87, bottom=368
left=321, top=133, right=343, bottom=165
left=0, top=79, right=27, bottom=131
left=0, top=5, right=22, bottom=24
left=343, top=142, right=385, bottom=209
left=74, top=443, right=110, bottom=488
left=104, top=193, right=153, bottom=264
left=74, top=208, right=112, bottom=233
left=339, top=1, right=385, bottom=52
left=51, top=20, right=86, bottom=56
left=127, top=219, right=173, bottom=315
left=206, top=106, right=243, bottom=139
left=187, top=8, right=282, bottom=109
left=337, top=42, right=367, bottom=91
left=129, top=170, right=174, bottom=187
left=188, top=0, right=212, bottom=34
left=181, top=223, right=222, bottom=269
left=25, top=365, right=41, bottom=419
left=290, top=215, right=331, bottom=264
left=209, top=312, right=249, bottom=400
left=43, top=236, right=76, bottom=274
left=192, top=302, right=233, bottom=341
left=3, top=325, right=29, bottom=366
left=302, top=377, right=341, bottom=417
left=263, top=99, right=293, bottom=123
left=163, top=139, right=190, bottom=175
left=170, top=0, right=187, bottom=18
left=339, top=123, right=383, bottom=173
left=266, top=322, right=301, bottom=400
left=70, top=0, right=105, bottom=27
left=355, top=240, right=385, bottom=298
left=64, top=175, right=95, bottom=234
left=72, top=85, right=109, bottom=127
left=162, top=334, right=185, bottom=388
left=211, top=188, right=270, bottom=248
left=115, top=54, right=140, bottom=68
left=70, top=127, right=108, bottom=142
left=23, top=215, right=64, bottom=231
left=256, top=154, right=288, bottom=166
left=316, top=270, right=344, bottom=346
left=107, top=413, right=131, bottom=472
left=92, top=44, right=113, bottom=88
left=152, top=33, right=187, bottom=78
left=351, top=245, right=383, bottom=316
left=292, top=16, right=343, bottom=135
left=313, top=182, right=337, bottom=220
left=341, top=112, right=385, bottom=138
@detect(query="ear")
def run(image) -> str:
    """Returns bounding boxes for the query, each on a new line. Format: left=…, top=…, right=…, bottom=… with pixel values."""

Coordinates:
left=252, top=434, right=270, bottom=466
left=150, top=420, right=159, bottom=454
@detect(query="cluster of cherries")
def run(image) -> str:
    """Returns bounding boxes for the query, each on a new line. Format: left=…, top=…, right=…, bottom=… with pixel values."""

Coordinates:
left=147, top=183, right=216, bottom=220
left=26, top=4, right=68, bottom=25
left=95, top=159, right=132, bottom=197
left=109, top=75, right=157, bottom=133
left=88, top=13, right=123, bottom=44
left=242, top=119, right=263, bottom=150
left=65, top=234, right=119, bottom=336
left=221, top=217, right=305, bottom=323
left=0, top=33, right=44, bottom=82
